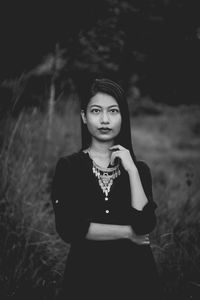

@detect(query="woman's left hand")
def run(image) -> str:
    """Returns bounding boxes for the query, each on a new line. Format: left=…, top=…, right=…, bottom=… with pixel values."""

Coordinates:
left=109, top=145, right=137, bottom=173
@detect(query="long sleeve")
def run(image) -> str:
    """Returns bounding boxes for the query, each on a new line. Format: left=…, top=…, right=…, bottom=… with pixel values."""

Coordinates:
left=127, top=161, right=157, bottom=235
left=51, top=156, right=91, bottom=243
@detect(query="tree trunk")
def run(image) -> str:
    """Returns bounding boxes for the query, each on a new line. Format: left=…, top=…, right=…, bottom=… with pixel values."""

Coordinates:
left=47, top=78, right=55, bottom=141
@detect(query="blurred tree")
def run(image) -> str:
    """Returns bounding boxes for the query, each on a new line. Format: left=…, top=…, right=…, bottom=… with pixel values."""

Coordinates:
left=0, top=0, right=199, bottom=106
left=32, top=43, right=67, bottom=140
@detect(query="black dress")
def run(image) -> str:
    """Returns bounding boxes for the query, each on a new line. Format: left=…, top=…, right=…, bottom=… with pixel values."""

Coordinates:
left=51, top=150, right=162, bottom=300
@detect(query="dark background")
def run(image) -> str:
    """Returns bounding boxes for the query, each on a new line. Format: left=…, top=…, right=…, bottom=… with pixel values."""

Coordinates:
left=0, top=0, right=200, bottom=109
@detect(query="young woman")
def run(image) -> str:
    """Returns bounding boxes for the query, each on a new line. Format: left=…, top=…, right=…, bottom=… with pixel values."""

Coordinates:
left=51, top=78, right=162, bottom=299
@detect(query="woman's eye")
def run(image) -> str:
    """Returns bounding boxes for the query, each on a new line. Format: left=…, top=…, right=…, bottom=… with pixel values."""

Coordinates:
left=110, top=109, right=119, bottom=113
left=91, top=109, right=100, bottom=113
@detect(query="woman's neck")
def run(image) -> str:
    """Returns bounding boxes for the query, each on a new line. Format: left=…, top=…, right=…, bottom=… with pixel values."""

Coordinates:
left=89, top=141, right=114, bottom=159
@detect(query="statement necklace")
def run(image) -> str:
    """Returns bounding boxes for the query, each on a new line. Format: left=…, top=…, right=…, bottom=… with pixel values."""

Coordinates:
left=87, top=149, right=121, bottom=201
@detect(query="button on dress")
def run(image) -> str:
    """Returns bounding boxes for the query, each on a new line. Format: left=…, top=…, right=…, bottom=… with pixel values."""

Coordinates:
left=51, top=151, right=162, bottom=300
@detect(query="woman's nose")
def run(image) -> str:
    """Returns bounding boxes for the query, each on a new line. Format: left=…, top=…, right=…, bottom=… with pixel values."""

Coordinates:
left=100, top=112, right=109, bottom=123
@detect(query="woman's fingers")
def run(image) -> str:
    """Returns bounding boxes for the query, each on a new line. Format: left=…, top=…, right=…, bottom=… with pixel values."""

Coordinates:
left=130, top=234, right=150, bottom=245
left=109, top=145, right=124, bottom=151
left=110, top=151, right=120, bottom=165
left=132, top=238, right=150, bottom=245
left=109, top=146, right=126, bottom=165
left=129, top=228, right=150, bottom=245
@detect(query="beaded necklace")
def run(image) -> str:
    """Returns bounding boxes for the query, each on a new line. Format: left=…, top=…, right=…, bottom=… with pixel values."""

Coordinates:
left=87, top=148, right=121, bottom=201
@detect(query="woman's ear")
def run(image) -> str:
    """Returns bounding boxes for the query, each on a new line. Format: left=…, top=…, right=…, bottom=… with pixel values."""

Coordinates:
left=81, top=110, right=87, bottom=124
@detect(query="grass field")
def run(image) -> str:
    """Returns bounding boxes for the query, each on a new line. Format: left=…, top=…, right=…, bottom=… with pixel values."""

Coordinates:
left=0, top=96, right=200, bottom=299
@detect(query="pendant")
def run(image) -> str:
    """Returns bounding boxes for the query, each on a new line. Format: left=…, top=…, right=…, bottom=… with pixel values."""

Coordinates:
left=92, top=159, right=121, bottom=200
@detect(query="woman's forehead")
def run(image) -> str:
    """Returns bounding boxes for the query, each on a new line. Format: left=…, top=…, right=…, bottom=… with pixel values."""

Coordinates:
left=88, top=92, right=119, bottom=107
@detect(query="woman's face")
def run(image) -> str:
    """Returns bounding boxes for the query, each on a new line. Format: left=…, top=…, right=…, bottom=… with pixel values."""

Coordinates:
left=81, top=92, right=122, bottom=144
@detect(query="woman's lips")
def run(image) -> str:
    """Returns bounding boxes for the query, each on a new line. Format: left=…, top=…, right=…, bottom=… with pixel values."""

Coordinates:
left=98, top=128, right=112, bottom=133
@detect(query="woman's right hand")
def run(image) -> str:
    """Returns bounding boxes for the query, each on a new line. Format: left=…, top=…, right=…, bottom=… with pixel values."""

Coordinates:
left=128, top=227, right=150, bottom=245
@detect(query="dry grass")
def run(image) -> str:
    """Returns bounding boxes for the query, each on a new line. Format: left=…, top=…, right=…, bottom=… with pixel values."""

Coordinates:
left=129, top=100, right=200, bottom=299
left=0, top=96, right=200, bottom=299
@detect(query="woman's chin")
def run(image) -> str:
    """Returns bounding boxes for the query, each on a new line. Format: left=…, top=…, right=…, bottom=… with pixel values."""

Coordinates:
left=94, top=136, right=117, bottom=144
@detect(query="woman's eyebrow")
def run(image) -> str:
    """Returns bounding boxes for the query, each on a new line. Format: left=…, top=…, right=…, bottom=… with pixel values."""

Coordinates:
left=90, top=104, right=119, bottom=108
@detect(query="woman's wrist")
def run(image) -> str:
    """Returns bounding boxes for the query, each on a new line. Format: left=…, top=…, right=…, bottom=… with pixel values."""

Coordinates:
left=127, top=165, right=139, bottom=176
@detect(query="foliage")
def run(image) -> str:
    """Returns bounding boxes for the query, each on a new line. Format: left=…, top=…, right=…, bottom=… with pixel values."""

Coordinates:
left=1, top=0, right=200, bottom=110
left=0, top=100, right=80, bottom=299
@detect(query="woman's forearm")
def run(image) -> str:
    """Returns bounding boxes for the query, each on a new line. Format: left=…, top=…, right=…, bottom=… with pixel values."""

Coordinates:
left=86, top=222, right=131, bottom=240
left=128, top=168, right=148, bottom=211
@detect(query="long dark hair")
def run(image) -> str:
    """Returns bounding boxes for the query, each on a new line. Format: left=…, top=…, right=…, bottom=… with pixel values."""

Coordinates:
left=80, top=78, right=137, bottom=163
